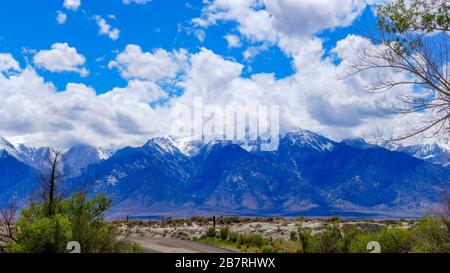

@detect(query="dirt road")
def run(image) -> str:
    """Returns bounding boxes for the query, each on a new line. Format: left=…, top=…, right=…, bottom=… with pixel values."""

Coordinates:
left=131, top=238, right=236, bottom=253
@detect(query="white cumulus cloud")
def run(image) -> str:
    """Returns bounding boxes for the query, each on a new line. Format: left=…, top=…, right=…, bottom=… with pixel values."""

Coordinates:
left=63, top=0, right=81, bottom=11
left=109, top=44, right=189, bottom=82
left=33, top=43, right=88, bottom=76
left=95, top=15, right=120, bottom=41
left=123, top=0, right=152, bottom=4
left=193, top=0, right=374, bottom=58
left=0, top=53, right=21, bottom=72
left=224, top=34, right=242, bottom=48
left=266, top=0, right=369, bottom=38
left=56, top=11, right=68, bottom=24
left=0, top=42, right=431, bottom=148
left=0, top=65, right=169, bottom=148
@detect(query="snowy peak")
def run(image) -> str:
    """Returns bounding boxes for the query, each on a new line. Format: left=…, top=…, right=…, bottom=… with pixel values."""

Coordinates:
left=0, top=137, right=18, bottom=157
left=145, top=136, right=232, bottom=157
left=397, top=143, right=450, bottom=167
left=63, top=144, right=112, bottom=177
left=371, top=140, right=450, bottom=167
left=144, top=136, right=182, bottom=156
left=283, top=128, right=335, bottom=152
left=0, top=138, right=111, bottom=175
left=144, top=129, right=337, bottom=157
left=172, top=137, right=205, bottom=156
left=0, top=137, right=14, bottom=148
left=64, top=144, right=110, bottom=161
left=0, top=137, right=54, bottom=166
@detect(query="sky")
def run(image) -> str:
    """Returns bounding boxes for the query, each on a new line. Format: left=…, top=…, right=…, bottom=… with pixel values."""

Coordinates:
left=0, top=0, right=433, bottom=148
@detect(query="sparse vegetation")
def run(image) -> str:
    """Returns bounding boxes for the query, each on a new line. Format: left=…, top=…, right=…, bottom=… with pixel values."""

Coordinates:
left=188, top=215, right=449, bottom=253
left=1, top=150, right=142, bottom=253
left=5, top=192, right=142, bottom=253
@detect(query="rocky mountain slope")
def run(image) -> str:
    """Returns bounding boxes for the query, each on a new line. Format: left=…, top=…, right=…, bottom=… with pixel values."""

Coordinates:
left=1, top=130, right=449, bottom=217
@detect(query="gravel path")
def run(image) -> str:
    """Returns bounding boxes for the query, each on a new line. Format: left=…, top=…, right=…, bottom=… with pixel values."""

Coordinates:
left=131, top=238, right=237, bottom=253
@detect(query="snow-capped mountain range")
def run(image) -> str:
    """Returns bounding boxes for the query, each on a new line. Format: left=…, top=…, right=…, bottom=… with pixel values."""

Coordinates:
left=1, top=129, right=449, bottom=218
left=0, top=137, right=113, bottom=176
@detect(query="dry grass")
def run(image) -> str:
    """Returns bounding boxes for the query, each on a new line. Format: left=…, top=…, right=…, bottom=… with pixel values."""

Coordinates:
left=115, top=216, right=414, bottom=241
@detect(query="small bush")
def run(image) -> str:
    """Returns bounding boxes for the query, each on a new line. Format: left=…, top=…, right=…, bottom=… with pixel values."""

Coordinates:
left=348, top=233, right=378, bottom=253
left=261, top=245, right=276, bottom=253
left=9, top=213, right=72, bottom=253
left=228, top=231, right=239, bottom=243
left=8, top=193, right=131, bottom=253
left=315, top=224, right=344, bottom=253
left=219, top=226, right=230, bottom=240
left=206, top=227, right=217, bottom=238
left=411, top=216, right=450, bottom=253
left=297, top=226, right=315, bottom=253
left=272, top=238, right=300, bottom=253
left=237, top=233, right=267, bottom=248
left=377, top=227, right=413, bottom=253
left=289, top=231, right=298, bottom=241
left=341, top=225, right=363, bottom=252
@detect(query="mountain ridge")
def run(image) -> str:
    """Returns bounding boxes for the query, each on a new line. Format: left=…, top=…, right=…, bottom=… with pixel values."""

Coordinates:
left=1, top=130, right=449, bottom=218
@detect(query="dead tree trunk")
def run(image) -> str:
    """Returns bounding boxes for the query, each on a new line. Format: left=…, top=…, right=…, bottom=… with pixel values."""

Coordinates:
left=39, top=150, right=63, bottom=217
left=0, top=202, right=18, bottom=242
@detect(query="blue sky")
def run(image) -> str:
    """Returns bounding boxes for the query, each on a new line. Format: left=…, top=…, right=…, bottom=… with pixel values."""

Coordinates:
left=0, top=0, right=377, bottom=93
left=2, top=0, right=416, bottom=148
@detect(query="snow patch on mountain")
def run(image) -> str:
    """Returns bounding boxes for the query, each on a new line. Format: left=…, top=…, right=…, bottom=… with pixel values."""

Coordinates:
left=0, top=137, right=112, bottom=176
left=63, top=144, right=112, bottom=177
left=284, top=128, right=335, bottom=151
left=0, top=137, right=19, bottom=157
left=397, top=143, right=450, bottom=167
left=173, top=136, right=205, bottom=156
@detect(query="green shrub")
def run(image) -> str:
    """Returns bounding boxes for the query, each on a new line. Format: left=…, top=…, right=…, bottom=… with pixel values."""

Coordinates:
left=315, top=224, right=345, bottom=253
left=411, top=216, right=450, bottom=253
left=272, top=238, right=300, bottom=253
left=250, top=234, right=268, bottom=248
left=64, top=193, right=118, bottom=253
left=261, top=245, right=276, bottom=253
left=10, top=210, right=72, bottom=253
left=377, top=227, right=413, bottom=253
left=237, top=233, right=267, bottom=248
left=289, top=231, right=298, bottom=241
left=348, top=233, right=379, bottom=253
left=341, top=225, right=363, bottom=252
left=228, top=231, right=239, bottom=243
left=206, top=227, right=217, bottom=238
left=297, top=226, right=315, bottom=253
left=8, top=193, right=135, bottom=253
left=219, top=226, right=230, bottom=240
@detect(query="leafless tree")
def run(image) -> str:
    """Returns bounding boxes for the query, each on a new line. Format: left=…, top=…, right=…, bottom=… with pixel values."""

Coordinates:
left=342, top=0, right=449, bottom=141
left=39, top=149, right=64, bottom=217
left=0, top=202, right=18, bottom=242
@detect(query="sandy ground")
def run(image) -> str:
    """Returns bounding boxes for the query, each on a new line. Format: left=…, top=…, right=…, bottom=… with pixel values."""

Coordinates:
left=130, top=237, right=235, bottom=253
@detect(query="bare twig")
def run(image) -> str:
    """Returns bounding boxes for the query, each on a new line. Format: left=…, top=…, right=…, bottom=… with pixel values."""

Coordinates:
left=0, top=202, right=18, bottom=242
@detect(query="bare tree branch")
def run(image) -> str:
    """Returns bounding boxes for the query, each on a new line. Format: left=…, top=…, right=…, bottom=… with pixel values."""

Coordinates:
left=0, top=202, right=18, bottom=242
left=342, top=0, right=449, bottom=141
left=39, top=149, right=64, bottom=217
